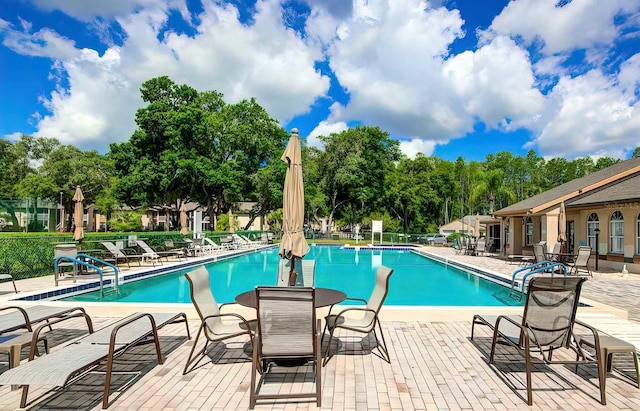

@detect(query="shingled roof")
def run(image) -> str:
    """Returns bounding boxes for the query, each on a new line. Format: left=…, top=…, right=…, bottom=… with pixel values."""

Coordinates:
left=493, top=156, right=640, bottom=216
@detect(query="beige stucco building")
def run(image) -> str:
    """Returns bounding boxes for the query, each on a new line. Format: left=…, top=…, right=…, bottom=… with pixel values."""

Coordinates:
left=492, top=156, right=640, bottom=273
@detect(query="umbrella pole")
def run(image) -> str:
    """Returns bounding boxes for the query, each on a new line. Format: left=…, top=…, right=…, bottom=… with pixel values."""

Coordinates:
left=289, top=257, right=297, bottom=286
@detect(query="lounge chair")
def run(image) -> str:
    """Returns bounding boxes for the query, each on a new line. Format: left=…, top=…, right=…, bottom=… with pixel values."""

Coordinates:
left=203, top=237, right=225, bottom=253
left=322, top=265, right=394, bottom=365
left=0, top=311, right=188, bottom=409
left=0, top=305, right=94, bottom=335
left=0, top=272, right=17, bottom=293
left=231, top=234, right=252, bottom=249
left=249, top=287, right=322, bottom=409
left=567, top=246, right=592, bottom=276
left=219, top=235, right=234, bottom=249
left=470, top=276, right=608, bottom=405
left=132, top=239, right=169, bottom=263
left=163, top=239, right=186, bottom=259
left=100, top=241, right=145, bottom=267
left=183, top=266, right=255, bottom=374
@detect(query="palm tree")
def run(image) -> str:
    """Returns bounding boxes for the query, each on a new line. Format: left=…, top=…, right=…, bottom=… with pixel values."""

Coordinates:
left=471, top=169, right=516, bottom=214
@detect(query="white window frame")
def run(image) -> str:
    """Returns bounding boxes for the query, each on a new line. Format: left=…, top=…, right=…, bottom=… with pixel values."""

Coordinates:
left=637, top=214, right=640, bottom=255
left=587, top=213, right=599, bottom=252
left=609, top=211, right=624, bottom=254
left=525, top=217, right=533, bottom=246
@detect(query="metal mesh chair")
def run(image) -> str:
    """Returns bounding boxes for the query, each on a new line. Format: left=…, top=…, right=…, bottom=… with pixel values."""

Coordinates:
left=472, top=276, right=608, bottom=405
left=249, top=287, right=321, bottom=409
left=183, top=266, right=255, bottom=374
left=322, top=265, right=394, bottom=365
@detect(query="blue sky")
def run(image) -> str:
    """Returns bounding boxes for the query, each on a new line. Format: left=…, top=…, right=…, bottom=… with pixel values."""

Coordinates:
left=1, top=0, right=639, bottom=161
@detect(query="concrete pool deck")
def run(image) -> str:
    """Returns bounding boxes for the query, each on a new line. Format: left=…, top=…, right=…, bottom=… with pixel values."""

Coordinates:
left=0, top=245, right=639, bottom=409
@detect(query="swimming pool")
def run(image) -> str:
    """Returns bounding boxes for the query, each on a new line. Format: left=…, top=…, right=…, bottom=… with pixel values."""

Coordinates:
left=61, top=246, right=521, bottom=306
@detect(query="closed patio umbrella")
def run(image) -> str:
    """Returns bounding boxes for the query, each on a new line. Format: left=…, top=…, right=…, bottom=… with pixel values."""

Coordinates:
left=558, top=202, right=567, bottom=252
left=279, top=128, right=310, bottom=286
left=72, top=186, right=84, bottom=241
left=228, top=208, right=235, bottom=234
left=475, top=214, right=480, bottom=239
left=180, top=203, right=188, bottom=235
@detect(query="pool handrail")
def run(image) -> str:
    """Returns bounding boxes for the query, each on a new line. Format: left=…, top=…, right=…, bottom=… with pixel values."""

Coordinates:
left=509, top=261, right=568, bottom=301
left=54, top=254, right=119, bottom=296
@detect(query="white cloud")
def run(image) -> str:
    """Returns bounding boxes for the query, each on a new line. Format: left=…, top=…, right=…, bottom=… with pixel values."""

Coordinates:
left=529, top=69, right=640, bottom=158
left=22, top=0, right=330, bottom=151
left=489, top=0, right=640, bottom=54
left=399, top=139, right=437, bottom=159
left=324, top=1, right=544, bottom=141
left=306, top=120, right=348, bottom=148
left=4, top=132, right=23, bottom=141
left=0, top=21, right=80, bottom=60
left=28, top=0, right=190, bottom=22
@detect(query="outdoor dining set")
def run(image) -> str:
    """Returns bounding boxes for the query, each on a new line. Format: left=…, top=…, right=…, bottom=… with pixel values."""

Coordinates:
left=183, top=262, right=395, bottom=409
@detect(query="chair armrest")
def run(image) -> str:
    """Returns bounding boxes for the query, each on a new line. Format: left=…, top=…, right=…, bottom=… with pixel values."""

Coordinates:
left=28, top=312, right=95, bottom=359
left=202, top=313, right=254, bottom=332
left=329, top=307, right=378, bottom=329
left=572, top=319, right=603, bottom=359
left=0, top=306, right=30, bottom=331
left=326, top=296, right=367, bottom=316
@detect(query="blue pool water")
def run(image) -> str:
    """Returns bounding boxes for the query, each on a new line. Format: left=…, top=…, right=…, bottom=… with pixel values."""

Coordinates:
left=62, top=246, right=522, bottom=306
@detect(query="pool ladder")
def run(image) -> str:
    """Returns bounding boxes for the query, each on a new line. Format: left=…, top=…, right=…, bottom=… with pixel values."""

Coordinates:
left=509, top=260, right=568, bottom=301
left=54, top=254, right=120, bottom=297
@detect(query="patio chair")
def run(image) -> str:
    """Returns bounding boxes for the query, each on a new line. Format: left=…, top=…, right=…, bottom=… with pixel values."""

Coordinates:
left=0, top=311, right=188, bottom=409
left=567, top=246, right=592, bottom=276
left=100, top=241, right=145, bottom=268
left=475, top=238, right=486, bottom=256
left=183, top=266, right=255, bottom=374
left=532, top=242, right=547, bottom=264
left=470, top=276, right=608, bottom=405
left=249, top=287, right=321, bottom=409
left=54, top=244, right=78, bottom=285
left=322, top=265, right=394, bottom=365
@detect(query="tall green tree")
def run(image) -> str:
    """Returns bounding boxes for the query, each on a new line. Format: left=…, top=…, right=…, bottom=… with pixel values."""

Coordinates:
left=318, top=126, right=400, bottom=236
left=109, top=76, right=287, bottom=228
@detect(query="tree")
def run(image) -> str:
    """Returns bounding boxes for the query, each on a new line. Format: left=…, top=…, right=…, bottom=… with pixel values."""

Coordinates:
left=470, top=168, right=516, bottom=214
left=318, top=126, right=400, bottom=237
left=110, top=76, right=287, bottom=229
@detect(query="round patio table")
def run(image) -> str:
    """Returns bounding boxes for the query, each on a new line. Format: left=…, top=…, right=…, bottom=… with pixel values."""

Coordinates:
left=235, top=287, right=346, bottom=309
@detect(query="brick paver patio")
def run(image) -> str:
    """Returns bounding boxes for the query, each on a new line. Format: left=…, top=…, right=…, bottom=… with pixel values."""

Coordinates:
left=1, top=246, right=639, bottom=410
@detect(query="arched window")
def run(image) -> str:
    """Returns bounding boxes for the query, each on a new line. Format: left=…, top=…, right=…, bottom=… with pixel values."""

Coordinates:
left=524, top=216, right=533, bottom=246
left=609, top=211, right=624, bottom=254
left=587, top=213, right=599, bottom=251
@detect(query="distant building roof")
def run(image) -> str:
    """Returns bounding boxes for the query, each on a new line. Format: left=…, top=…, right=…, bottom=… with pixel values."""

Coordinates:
left=493, top=156, right=640, bottom=216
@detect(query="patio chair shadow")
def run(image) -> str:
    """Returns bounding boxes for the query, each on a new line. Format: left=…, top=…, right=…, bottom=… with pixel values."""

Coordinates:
left=322, top=332, right=380, bottom=359
left=25, top=335, right=187, bottom=410
left=180, top=339, right=253, bottom=374
left=468, top=335, right=602, bottom=405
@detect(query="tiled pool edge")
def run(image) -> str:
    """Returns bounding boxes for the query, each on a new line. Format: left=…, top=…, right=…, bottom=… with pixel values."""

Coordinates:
left=9, top=246, right=275, bottom=302
left=413, top=249, right=514, bottom=287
